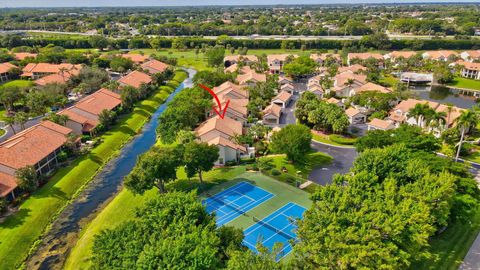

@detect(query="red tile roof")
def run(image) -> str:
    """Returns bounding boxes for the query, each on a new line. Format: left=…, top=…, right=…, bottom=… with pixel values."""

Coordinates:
left=118, top=70, right=152, bottom=88
left=263, top=104, right=282, bottom=118
left=348, top=52, right=384, bottom=61
left=0, top=172, right=17, bottom=197
left=141, top=59, right=169, bottom=74
left=0, top=121, right=72, bottom=170
left=14, top=52, right=37, bottom=60
left=121, top=54, right=149, bottom=64
left=0, top=62, right=17, bottom=74
left=34, top=73, right=71, bottom=86
left=21, top=63, right=81, bottom=78
left=273, top=91, right=292, bottom=103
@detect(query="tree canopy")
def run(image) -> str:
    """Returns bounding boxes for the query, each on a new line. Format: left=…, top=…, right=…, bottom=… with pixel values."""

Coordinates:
left=269, top=124, right=312, bottom=163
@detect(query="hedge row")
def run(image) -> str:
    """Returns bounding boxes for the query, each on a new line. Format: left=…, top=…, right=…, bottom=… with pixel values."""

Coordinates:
left=329, top=134, right=357, bottom=145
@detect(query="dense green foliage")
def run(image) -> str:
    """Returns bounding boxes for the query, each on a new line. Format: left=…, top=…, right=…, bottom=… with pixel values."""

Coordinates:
left=296, top=92, right=349, bottom=134
left=91, top=191, right=245, bottom=269
left=294, top=142, right=479, bottom=269
left=269, top=124, right=312, bottom=163
left=282, top=56, right=317, bottom=78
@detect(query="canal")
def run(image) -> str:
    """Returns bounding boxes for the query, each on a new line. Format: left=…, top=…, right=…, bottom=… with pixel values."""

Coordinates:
left=411, top=85, right=478, bottom=109
left=26, top=68, right=196, bottom=270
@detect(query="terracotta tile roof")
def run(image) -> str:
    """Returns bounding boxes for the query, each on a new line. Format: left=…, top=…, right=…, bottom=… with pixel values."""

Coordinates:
left=387, top=51, right=417, bottom=59
left=0, top=172, right=17, bottom=197
left=0, top=121, right=72, bottom=170
left=345, top=107, right=363, bottom=117
left=267, top=54, right=298, bottom=63
left=141, top=59, right=169, bottom=74
left=326, top=97, right=341, bottom=104
left=348, top=52, right=384, bottom=61
left=281, top=83, right=294, bottom=91
left=118, top=70, right=152, bottom=88
left=206, top=136, right=247, bottom=153
left=356, top=82, right=392, bottom=94
left=14, top=52, right=37, bottom=60
left=308, top=84, right=324, bottom=93
left=217, top=99, right=248, bottom=118
left=213, top=81, right=249, bottom=99
left=121, top=54, right=149, bottom=64
left=462, top=50, right=480, bottom=59
left=58, top=88, right=121, bottom=131
left=263, top=104, right=282, bottom=118
left=334, top=71, right=367, bottom=86
left=237, top=70, right=266, bottom=85
left=75, top=88, right=122, bottom=115
left=368, top=118, right=394, bottom=130
left=224, top=55, right=258, bottom=62
left=21, top=63, right=81, bottom=78
left=461, top=62, right=480, bottom=71
left=0, top=62, right=17, bottom=74
left=310, top=53, right=341, bottom=61
left=338, top=64, right=366, bottom=74
left=196, top=115, right=243, bottom=138
left=34, top=73, right=71, bottom=86
left=273, top=91, right=292, bottom=103
left=424, top=50, right=458, bottom=60
left=278, top=75, right=292, bottom=83
left=391, top=98, right=463, bottom=126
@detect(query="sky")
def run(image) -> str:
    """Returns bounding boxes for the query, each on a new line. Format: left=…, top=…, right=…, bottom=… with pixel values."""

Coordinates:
left=1, top=0, right=479, bottom=8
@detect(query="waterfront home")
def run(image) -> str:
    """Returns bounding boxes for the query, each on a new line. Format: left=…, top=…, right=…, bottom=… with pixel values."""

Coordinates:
left=118, top=70, right=152, bottom=88
left=21, top=63, right=82, bottom=80
left=195, top=115, right=247, bottom=165
left=58, top=88, right=122, bottom=135
left=460, top=62, right=480, bottom=80
left=0, top=62, right=18, bottom=82
left=0, top=121, right=73, bottom=200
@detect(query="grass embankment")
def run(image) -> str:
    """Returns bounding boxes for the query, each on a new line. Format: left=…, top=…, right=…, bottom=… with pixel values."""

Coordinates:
left=447, top=77, right=480, bottom=91
left=64, top=166, right=247, bottom=270
left=410, top=209, right=480, bottom=270
left=0, top=71, right=187, bottom=270
left=312, top=132, right=356, bottom=147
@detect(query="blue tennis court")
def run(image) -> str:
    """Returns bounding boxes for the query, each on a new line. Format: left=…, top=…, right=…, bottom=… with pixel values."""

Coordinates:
left=203, top=182, right=274, bottom=226
left=243, top=202, right=306, bottom=260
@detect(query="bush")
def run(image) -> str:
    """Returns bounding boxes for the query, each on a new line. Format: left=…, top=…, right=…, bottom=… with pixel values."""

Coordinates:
left=245, top=164, right=259, bottom=171
left=57, top=151, right=68, bottom=162
left=271, top=169, right=281, bottom=176
left=225, top=160, right=237, bottom=166
left=285, top=174, right=296, bottom=184
left=329, top=134, right=357, bottom=145
left=0, top=197, right=7, bottom=214
left=81, top=134, right=92, bottom=142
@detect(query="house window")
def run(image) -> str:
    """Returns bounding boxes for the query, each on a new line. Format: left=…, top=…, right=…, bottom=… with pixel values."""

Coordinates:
left=219, top=158, right=224, bottom=165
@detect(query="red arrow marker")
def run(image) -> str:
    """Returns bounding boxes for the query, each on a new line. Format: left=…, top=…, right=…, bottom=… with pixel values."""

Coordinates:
left=198, top=84, right=231, bottom=119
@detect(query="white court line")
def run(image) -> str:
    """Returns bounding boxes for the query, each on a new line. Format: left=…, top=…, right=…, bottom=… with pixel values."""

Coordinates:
left=244, top=203, right=296, bottom=237
left=217, top=192, right=275, bottom=224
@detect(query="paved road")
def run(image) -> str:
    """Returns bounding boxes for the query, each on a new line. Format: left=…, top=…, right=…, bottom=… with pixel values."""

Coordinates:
left=0, top=115, right=44, bottom=143
left=308, top=141, right=358, bottom=185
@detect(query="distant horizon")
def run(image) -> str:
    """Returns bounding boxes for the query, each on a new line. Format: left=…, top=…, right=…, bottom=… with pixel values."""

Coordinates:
left=1, top=0, right=480, bottom=8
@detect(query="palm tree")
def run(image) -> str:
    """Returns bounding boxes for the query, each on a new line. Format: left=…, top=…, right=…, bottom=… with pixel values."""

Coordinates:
left=14, top=112, right=29, bottom=131
left=445, top=104, right=454, bottom=130
left=455, top=110, right=479, bottom=162
left=408, top=103, right=430, bottom=128
left=427, top=110, right=447, bottom=133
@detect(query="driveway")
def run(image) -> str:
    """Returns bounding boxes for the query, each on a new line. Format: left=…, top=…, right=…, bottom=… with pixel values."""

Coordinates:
left=308, top=141, right=358, bottom=185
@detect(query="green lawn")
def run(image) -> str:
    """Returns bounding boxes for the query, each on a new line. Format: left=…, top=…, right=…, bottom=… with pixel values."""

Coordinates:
left=410, top=209, right=480, bottom=270
left=0, top=74, right=184, bottom=269
left=64, top=165, right=247, bottom=270
left=260, top=151, right=332, bottom=179
left=312, top=132, right=355, bottom=148
left=0, top=80, right=34, bottom=88
left=379, top=74, right=400, bottom=87
left=447, top=77, right=480, bottom=91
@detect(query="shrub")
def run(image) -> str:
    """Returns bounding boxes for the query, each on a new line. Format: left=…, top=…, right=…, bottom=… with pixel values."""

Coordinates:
left=271, top=169, right=281, bottom=176
left=57, top=151, right=68, bottom=162
left=0, top=197, right=7, bottom=214
left=329, top=134, right=357, bottom=145
left=225, top=160, right=237, bottom=166
left=285, top=174, right=296, bottom=184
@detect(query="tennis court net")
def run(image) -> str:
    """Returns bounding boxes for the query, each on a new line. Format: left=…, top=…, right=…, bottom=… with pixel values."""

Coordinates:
left=252, top=216, right=296, bottom=240
left=206, top=192, right=248, bottom=216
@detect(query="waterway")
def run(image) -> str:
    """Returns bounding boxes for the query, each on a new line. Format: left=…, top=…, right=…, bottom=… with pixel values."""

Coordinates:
left=410, top=85, right=478, bottom=109
left=26, top=68, right=196, bottom=270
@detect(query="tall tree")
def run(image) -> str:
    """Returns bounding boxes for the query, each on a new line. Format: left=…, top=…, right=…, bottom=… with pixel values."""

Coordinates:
left=183, top=142, right=219, bottom=183
left=269, top=124, right=312, bottom=163
left=455, top=110, right=479, bottom=161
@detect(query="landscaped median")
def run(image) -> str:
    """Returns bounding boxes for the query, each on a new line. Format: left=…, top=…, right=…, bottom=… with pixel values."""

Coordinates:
left=311, top=130, right=357, bottom=147
left=0, top=70, right=187, bottom=270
